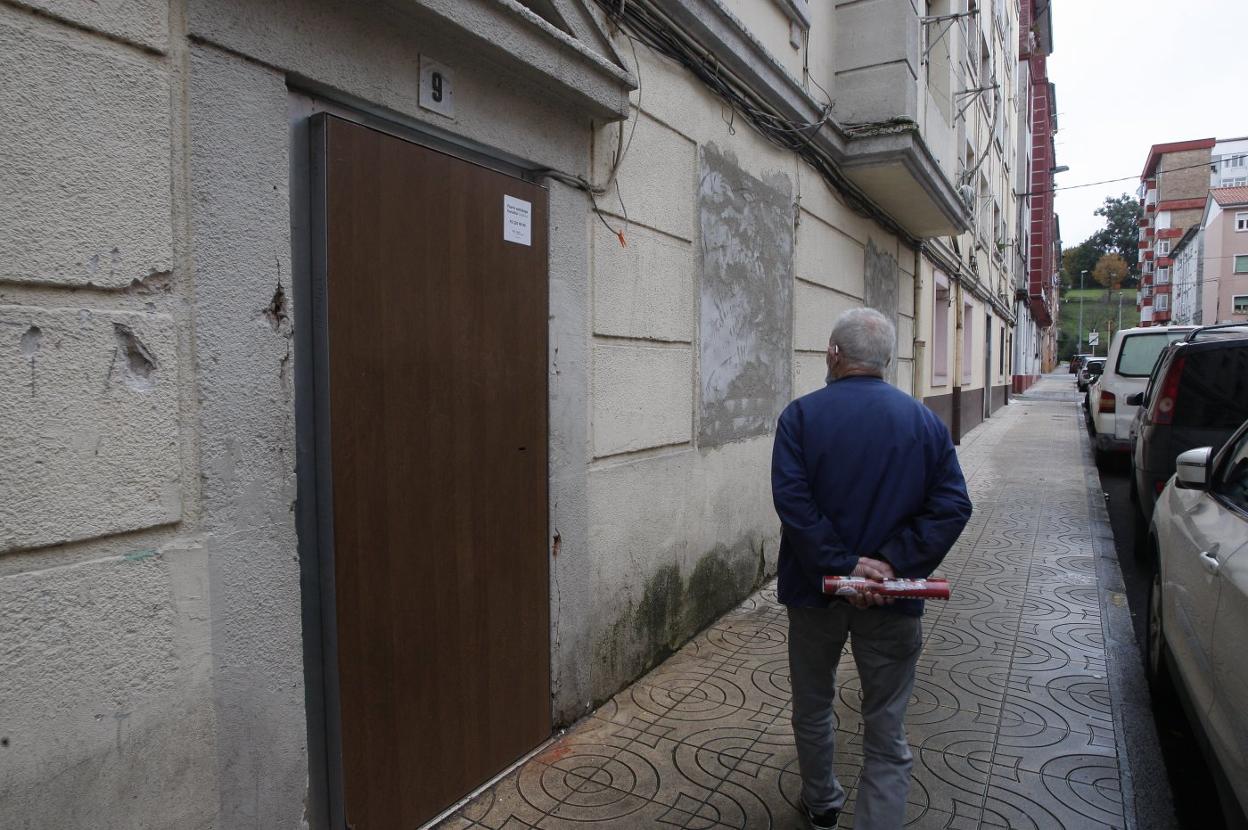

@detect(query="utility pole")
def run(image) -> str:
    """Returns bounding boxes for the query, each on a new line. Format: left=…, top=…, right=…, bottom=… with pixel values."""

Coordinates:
left=1078, top=269, right=1087, bottom=353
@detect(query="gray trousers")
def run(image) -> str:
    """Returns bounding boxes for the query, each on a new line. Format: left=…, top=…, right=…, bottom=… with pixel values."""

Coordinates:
left=787, top=605, right=923, bottom=830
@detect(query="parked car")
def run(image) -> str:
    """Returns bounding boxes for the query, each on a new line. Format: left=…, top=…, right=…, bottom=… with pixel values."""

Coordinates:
left=1069, top=353, right=1092, bottom=375
left=1077, top=357, right=1105, bottom=393
left=1088, top=325, right=1194, bottom=464
left=1129, top=325, right=1248, bottom=546
left=1148, top=417, right=1248, bottom=827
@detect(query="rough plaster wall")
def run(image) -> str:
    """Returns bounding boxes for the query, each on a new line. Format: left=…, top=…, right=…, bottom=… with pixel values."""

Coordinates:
left=548, top=183, right=595, bottom=724
left=864, top=238, right=900, bottom=384
left=0, top=547, right=216, bottom=830
left=0, top=307, right=181, bottom=551
left=188, top=0, right=589, bottom=176
left=0, top=6, right=219, bottom=826
left=5, top=0, right=169, bottom=50
left=697, top=143, right=794, bottom=447
left=188, top=45, right=307, bottom=828
left=588, top=439, right=780, bottom=700
left=0, top=5, right=172, bottom=288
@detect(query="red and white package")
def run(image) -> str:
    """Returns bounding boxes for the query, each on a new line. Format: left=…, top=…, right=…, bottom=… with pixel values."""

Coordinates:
left=822, top=576, right=951, bottom=600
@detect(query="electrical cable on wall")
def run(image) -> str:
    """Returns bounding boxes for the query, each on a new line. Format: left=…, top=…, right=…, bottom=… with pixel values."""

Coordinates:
left=543, top=0, right=936, bottom=249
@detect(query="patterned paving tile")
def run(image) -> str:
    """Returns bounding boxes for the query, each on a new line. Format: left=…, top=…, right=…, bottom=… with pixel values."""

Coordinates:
left=441, top=386, right=1129, bottom=828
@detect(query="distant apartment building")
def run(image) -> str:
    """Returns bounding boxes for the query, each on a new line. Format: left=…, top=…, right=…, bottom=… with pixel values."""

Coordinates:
left=1170, top=224, right=1202, bottom=324
left=1138, top=136, right=1248, bottom=325
left=1197, top=187, right=1248, bottom=322
left=1011, top=0, right=1059, bottom=388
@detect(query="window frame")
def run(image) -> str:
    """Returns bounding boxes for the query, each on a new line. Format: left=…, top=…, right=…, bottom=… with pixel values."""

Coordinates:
left=1235, top=255, right=1248, bottom=274
left=932, top=273, right=950, bottom=385
left=1236, top=211, right=1248, bottom=232
left=1233, top=294, right=1248, bottom=315
left=962, top=302, right=974, bottom=385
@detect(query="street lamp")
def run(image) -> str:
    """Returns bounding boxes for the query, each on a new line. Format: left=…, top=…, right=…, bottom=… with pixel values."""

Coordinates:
left=1078, top=269, right=1087, bottom=354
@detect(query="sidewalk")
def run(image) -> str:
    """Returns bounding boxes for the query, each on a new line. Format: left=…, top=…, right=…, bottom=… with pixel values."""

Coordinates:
left=436, top=375, right=1149, bottom=829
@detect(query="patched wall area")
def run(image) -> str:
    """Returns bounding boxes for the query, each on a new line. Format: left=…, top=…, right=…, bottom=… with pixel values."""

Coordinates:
left=697, top=143, right=794, bottom=447
left=864, top=238, right=900, bottom=384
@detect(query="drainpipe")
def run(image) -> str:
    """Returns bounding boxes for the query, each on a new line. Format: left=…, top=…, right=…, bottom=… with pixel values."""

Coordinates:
left=912, top=245, right=925, bottom=399
left=952, top=279, right=964, bottom=444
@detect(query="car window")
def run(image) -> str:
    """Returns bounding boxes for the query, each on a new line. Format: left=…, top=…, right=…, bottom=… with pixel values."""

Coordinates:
left=1142, top=351, right=1169, bottom=405
left=1116, top=332, right=1189, bottom=377
left=1214, top=429, right=1248, bottom=512
left=1086, top=361, right=1105, bottom=376
left=1176, top=346, right=1248, bottom=429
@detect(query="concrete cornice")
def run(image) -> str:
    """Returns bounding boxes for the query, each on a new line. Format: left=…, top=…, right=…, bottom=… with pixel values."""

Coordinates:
left=410, top=0, right=637, bottom=118
left=650, top=0, right=969, bottom=238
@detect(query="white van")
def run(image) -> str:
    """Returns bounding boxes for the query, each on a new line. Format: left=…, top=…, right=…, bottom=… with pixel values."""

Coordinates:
left=1089, top=325, right=1194, bottom=462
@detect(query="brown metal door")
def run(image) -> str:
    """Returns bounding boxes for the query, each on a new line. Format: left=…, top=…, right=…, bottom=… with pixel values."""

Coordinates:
left=315, top=115, right=550, bottom=828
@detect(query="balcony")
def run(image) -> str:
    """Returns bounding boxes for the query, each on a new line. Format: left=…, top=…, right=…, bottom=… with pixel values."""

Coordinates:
left=658, top=0, right=970, bottom=239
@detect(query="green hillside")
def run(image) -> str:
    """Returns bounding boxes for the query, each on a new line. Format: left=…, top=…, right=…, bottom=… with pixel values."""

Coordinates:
left=1056, top=288, right=1140, bottom=363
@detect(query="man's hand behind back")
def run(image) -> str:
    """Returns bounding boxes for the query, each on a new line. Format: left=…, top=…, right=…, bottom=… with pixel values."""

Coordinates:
left=846, top=556, right=896, bottom=608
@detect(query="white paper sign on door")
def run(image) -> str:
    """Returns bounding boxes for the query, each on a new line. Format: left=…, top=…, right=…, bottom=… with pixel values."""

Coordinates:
left=503, top=195, right=532, bottom=246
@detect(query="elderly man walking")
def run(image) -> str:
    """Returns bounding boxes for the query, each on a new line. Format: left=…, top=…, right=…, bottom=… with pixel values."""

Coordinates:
left=772, top=307, right=972, bottom=830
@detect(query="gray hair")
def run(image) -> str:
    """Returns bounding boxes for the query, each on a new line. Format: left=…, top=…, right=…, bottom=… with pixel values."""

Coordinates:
left=829, top=307, right=895, bottom=372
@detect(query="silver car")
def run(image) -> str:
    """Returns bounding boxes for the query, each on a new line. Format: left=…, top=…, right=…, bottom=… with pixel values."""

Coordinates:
left=1149, top=418, right=1248, bottom=825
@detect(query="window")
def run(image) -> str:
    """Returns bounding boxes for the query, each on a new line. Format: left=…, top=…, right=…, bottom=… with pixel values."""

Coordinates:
left=933, top=275, right=950, bottom=383
left=1157, top=240, right=1170, bottom=256
left=1225, top=154, right=1247, bottom=169
left=1156, top=267, right=1170, bottom=285
left=1228, top=177, right=1248, bottom=187
left=999, top=326, right=1005, bottom=376
left=1236, top=255, right=1248, bottom=274
left=1177, top=348, right=1248, bottom=430
left=1154, top=293, right=1169, bottom=312
left=962, top=303, right=973, bottom=384
left=1116, top=331, right=1190, bottom=377
left=1235, top=295, right=1248, bottom=315
left=1236, top=212, right=1248, bottom=232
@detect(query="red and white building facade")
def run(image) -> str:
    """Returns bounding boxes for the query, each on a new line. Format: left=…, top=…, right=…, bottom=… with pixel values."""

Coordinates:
left=1012, top=0, right=1060, bottom=386
left=1137, top=138, right=1237, bottom=325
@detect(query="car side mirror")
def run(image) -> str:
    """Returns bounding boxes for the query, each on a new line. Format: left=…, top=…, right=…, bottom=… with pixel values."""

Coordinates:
left=1174, top=447, right=1213, bottom=490
left=1126, top=392, right=1144, bottom=407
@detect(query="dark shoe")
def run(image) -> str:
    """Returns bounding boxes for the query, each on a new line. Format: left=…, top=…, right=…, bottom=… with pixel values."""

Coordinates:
left=800, top=797, right=839, bottom=829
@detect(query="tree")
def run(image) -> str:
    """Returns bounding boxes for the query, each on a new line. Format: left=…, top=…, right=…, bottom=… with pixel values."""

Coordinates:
left=1089, top=194, right=1144, bottom=279
left=1062, top=241, right=1106, bottom=291
left=1092, top=252, right=1128, bottom=290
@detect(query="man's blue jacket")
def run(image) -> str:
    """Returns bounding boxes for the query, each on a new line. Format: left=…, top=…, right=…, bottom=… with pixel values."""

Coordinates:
left=771, top=375, right=972, bottom=615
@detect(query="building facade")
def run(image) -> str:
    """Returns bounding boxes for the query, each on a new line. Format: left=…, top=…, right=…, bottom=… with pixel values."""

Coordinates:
left=1137, top=136, right=1246, bottom=325
left=1199, top=186, right=1248, bottom=323
left=1170, top=224, right=1203, bottom=325
left=1010, top=0, right=1059, bottom=388
left=0, top=1, right=1031, bottom=827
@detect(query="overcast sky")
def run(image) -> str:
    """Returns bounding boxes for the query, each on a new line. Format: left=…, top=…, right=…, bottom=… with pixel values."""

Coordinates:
left=1047, top=0, right=1248, bottom=246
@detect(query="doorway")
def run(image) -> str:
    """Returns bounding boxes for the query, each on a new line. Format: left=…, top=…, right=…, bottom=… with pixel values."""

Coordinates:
left=303, top=113, right=552, bottom=828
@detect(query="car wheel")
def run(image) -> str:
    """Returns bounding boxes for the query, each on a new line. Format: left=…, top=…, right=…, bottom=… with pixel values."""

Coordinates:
left=1146, top=565, right=1172, bottom=696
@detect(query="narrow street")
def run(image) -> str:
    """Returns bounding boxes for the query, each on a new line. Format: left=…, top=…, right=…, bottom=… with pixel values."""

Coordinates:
left=436, top=374, right=1175, bottom=829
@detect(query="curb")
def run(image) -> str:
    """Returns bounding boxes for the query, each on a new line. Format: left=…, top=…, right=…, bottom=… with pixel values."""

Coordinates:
left=1076, top=404, right=1179, bottom=830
